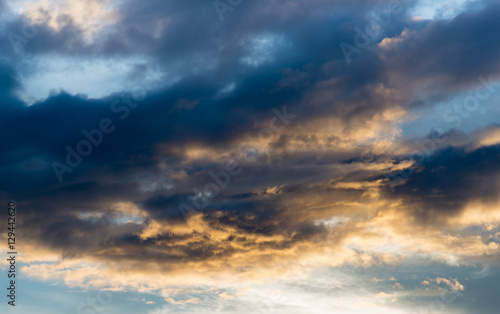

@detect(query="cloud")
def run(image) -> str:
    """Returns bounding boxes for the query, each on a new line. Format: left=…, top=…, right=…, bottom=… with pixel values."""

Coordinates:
left=388, top=142, right=500, bottom=223
left=1, top=0, right=500, bottom=313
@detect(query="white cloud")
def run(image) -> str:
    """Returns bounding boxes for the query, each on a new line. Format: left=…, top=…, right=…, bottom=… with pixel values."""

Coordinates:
left=410, top=0, right=483, bottom=20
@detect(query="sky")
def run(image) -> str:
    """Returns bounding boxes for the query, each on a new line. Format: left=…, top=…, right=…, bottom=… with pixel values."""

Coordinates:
left=1, top=0, right=500, bottom=313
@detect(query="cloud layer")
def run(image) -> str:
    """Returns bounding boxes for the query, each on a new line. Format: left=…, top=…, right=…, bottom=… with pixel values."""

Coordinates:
left=1, top=0, right=500, bottom=313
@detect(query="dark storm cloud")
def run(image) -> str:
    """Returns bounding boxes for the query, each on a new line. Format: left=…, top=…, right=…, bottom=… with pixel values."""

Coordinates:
left=387, top=142, right=500, bottom=221
left=377, top=2, right=500, bottom=94
left=1, top=0, right=500, bottom=266
left=6, top=0, right=397, bottom=57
